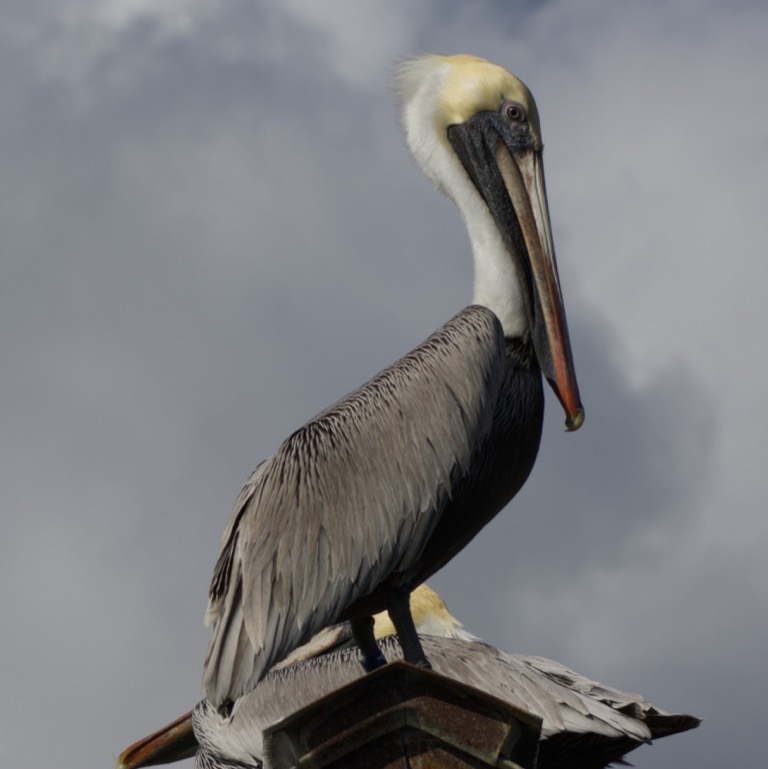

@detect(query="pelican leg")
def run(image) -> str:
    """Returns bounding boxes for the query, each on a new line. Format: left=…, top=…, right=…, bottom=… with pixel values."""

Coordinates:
left=351, top=615, right=387, bottom=672
left=388, top=587, right=431, bottom=669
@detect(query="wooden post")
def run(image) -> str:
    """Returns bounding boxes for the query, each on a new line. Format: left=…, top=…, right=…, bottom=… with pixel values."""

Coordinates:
left=263, top=661, right=542, bottom=769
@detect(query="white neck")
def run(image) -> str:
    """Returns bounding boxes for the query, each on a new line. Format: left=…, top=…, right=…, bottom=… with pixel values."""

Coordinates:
left=460, top=188, right=527, bottom=338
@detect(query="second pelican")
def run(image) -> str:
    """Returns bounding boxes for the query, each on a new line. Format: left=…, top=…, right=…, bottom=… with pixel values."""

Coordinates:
left=203, top=54, right=584, bottom=708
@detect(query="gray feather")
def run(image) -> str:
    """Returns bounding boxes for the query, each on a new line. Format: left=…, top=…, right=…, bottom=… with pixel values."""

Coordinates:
left=193, top=635, right=699, bottom=769
left=203, top=307, right=507, bottom=705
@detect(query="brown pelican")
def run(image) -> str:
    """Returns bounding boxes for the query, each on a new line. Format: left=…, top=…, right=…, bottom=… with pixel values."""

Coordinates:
left=117, top=587, right=698, bottom=769
left=202, top=52, right=584, bottom=709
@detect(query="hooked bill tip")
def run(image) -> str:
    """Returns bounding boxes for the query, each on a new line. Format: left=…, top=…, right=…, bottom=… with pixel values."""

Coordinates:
left=565, top=407, right=585, bottom=432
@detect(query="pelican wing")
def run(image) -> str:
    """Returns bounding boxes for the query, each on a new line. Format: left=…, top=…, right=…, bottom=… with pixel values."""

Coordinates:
left=443, top=645, right=653, bottom=743
left=203, top=306, right=506, bottom=705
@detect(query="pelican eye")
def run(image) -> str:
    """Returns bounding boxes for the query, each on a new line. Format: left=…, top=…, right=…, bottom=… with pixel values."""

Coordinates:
left=503, top=101, right=526, bottom=124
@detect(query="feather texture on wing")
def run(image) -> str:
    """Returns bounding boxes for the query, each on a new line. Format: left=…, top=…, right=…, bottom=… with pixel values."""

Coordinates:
left=203, top=306, right=507, bottom=705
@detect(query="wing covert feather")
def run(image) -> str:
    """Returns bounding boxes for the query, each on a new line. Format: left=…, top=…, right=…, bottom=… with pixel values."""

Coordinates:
left=203, top=307, right=506, bottom=705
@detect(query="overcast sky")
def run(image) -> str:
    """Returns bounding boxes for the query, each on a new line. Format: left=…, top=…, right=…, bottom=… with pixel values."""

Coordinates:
left=2, top=2, right=766, bottom=768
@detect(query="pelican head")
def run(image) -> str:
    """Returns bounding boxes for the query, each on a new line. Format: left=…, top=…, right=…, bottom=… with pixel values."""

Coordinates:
left=396, top=55, right=584, bottom=430
left=373, top=584, right=480, bottom=642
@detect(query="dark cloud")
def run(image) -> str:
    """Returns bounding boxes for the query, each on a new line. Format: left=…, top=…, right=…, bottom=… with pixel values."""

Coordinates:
left=1, top=3, right=765, bottom=769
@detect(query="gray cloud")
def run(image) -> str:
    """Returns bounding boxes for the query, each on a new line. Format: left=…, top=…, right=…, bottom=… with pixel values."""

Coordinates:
left=1, top=2, right=765, bottom=768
